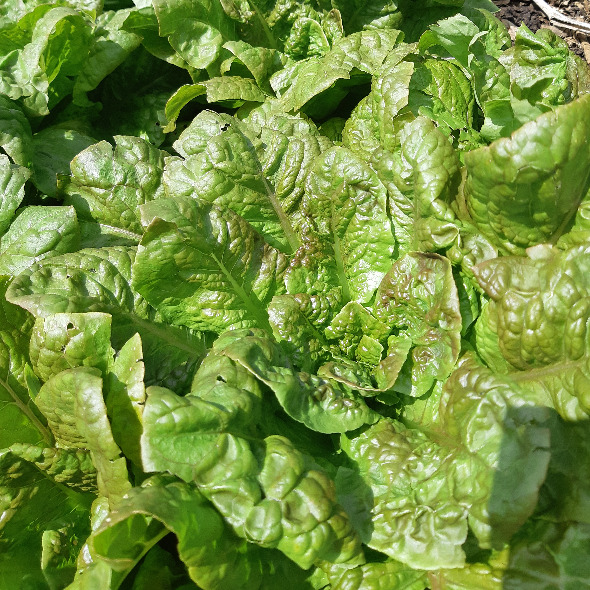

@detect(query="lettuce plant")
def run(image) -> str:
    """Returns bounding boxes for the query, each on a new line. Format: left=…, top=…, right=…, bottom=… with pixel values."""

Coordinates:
left=2, top=0, right=590, bottom=588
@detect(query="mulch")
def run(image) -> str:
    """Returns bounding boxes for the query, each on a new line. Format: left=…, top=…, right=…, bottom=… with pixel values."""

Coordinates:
left=493, top=0, right=590, bottom=59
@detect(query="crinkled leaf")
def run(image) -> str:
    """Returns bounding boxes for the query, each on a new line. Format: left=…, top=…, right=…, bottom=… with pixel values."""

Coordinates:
left=0, top=206, right=80, bottom=276
left=463, top=94, right=590, bottom=254
left=6, top=246, right=208, bottom=391
left=370, top=117, right=461, bottom=254
left=221, top=333, right=379, bottom=433
left=267, top=293, right=335, bottom=373
left=0, top=154, right=29, bottom=235
left=141, top=386, right=363, bottom=569
left=60, top=135, right=168, bottom=245
left=303, top=146, right=395, bottom=304
left=374, top=252, right=462, bottom=397
left=152, top=0, right=237, bottom=71
left=29, top=312, right=113, bottom=384
left=35, top=367, right=131, bottom=505
left=134, top=196, right=288, bottom=333
left=341, top=354, right=551, bottom=568
left=165, top=110, right=302, bottom=252
left=279, top=29, right=403, bottom=114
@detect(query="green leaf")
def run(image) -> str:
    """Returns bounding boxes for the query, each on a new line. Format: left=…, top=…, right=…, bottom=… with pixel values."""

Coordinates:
left=268, top=292, right=337, bottom=373
left=374, top=252, right=462, bottom=397
left=35, top=366, right=132, bottom=504
left=303, top=146, right=395, bottom=304
left=105, top=333, right=145, bottom=469
left=60, top=135, right=168, bottom=246
left=341, top=353, right=552, bottom=568
left=6, top=246, right=209, bottom=391
left=141, top=385, right=364, bottom=569
left=327, top=559, right=429, bottom=590
left=29, top=312, right=113, bottom=384
left=6, top=7, right=94, bottom=115
left=473, top=244, right=590, bottom=420
left=164, top=77, right=268, bottom=131
left=32, top=128, right=96, bottom=197
left=72, top=9, right=143, bottom=107
left=133, top=196, right=288, bottom=333
left=0, top=95, right=33, bottom=166
left=0, top=206, right=80, bottom=276
left=279, top=29, right=403, bottom=114
left=221, top=332, right=379, bottom=433
left=369, top=117, right=461, bottom=254
left=324, top=301, right=390, bottom=359
left=89, top=478, right=317, bottom=590
left=463, top=94, right=590, bottom=254
left=0, top=276, right=50, bottom=448
left=0, top=154, right=30, bottom=235
left=223, top=39, right=286, bottom=90
left=152, top=0, right=237, bottom=71
left=505, top=520, right=590, bottom=589
left=165, top=110, right=303, bottom=252
left=0, top=443, right=94, bottom=589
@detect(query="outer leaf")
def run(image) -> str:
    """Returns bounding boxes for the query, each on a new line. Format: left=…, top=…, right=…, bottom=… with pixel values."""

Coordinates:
left=0, top=154, right=29, bottom=235
left=165, top=110, right=301, bottom=252
left=89, top=479, right=317, bottom=590
left=72, top=9, right=143, bottom=106
left=473, top=244, right=590, bottom=370
left=105, top=333, right=145, bottom=468
left=341, top=354, right=552, bottom=568
left=60, top=135, right=168, bottom=245
left=0, top=206, right=80, bottom=276
left=0, top=444, right=94, bottom=589
left=279, top=29, right=403, bottom=113
left=6, top=246, right=208, bottom=391
left=133, top=196, right=288, bottom=333
left=35, top=367, right=131, bottom=504
left=141, top=386, right=364, bottom=569
left=473, top=244, right=590, bottom=420
left=32, top=128, right=96, bottom=197
left=463, top=94, right=590, bottom=254
left=0, top=95, right=33, bottom=166
left=152, top=0, right=237, bottom=71
left=29, top=312, right=113, bottom=384
left=303, top=146, right=395, bottom=303
left=505, top=520, right=590, bottom=589
left=0, top=276, right=50, bottom=448
left=164, top=77, right=268, bottom=131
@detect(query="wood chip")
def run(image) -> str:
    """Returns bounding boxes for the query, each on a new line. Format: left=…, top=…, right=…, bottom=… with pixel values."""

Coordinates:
left=531, top=0, right=590, bottom=34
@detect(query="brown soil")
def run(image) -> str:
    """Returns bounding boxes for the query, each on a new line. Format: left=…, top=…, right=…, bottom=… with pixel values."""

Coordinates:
left=493, top=0, right=590, bottom=60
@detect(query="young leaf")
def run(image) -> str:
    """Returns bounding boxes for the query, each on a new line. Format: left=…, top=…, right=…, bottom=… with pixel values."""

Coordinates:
left=303, top=146, right=395, bottom=304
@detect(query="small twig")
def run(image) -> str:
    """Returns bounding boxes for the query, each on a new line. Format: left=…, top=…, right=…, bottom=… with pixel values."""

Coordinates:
left=530, top=0, right=590, bottom=34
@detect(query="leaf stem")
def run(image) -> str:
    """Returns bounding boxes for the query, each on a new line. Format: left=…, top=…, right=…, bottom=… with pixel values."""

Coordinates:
left=1, top=376, right=54, bottom=446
